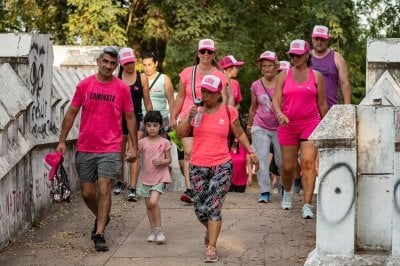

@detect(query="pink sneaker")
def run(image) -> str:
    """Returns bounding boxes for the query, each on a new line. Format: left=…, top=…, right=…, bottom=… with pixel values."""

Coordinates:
left=204, top=245, right=218, bottom=263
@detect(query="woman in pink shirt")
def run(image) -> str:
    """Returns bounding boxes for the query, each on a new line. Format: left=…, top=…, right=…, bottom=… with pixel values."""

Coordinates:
left=172, top=39, right=233, bottom=203
left=219, top=55, right=244, bottom=109
left=176, top=75, right=257, bottom=263
left=272, top=39, right=328, bottom=219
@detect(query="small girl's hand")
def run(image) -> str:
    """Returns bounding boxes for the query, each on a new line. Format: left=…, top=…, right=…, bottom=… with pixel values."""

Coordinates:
left=152, top=159, right=163, bottom=166
left=247, top=176, right=253, bottom=186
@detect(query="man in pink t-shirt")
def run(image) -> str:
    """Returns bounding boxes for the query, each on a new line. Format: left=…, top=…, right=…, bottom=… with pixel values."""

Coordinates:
left=56, top=47, right=138, bottom=252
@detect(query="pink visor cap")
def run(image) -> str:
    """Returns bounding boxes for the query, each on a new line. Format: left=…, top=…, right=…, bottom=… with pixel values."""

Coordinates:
left=257, top=51, right=278, bottom=61
left=43, top=152, right=64, bottom=181
left=219, top=55, right=244, bottom=69
left=198, top=39, right=216, bottom=51
left=118, top=48, right=136, bottom=65
left=312, top=25, right=329, bottom=39
left=286, top=39, right=310, bottom=55
left=200, top=75, right=222, bottom=92
left=279, top=61, right=291, bottom=71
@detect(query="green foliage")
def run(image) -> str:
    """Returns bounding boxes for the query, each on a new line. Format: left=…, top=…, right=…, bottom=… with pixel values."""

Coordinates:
left=1, top=0, right=399, bottom=107
left=65, top=0, right=127, bottom=45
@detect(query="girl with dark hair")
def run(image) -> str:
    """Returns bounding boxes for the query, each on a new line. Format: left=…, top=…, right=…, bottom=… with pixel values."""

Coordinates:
left=137, top=111, right=171, bottom=243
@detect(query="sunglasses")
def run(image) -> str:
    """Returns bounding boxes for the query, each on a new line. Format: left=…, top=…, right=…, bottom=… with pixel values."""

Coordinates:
left=199, top=49, right=214, bottom=55
left=103, top=47, right=118, bottom=57
left=289, top=53, right=304, bottom=58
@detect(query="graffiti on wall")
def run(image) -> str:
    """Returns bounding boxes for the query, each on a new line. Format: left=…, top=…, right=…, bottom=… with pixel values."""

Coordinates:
left=29, top=37, right=53, bottom=136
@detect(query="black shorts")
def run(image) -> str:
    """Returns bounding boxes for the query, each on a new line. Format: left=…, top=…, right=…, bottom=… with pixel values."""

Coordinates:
left=177, top=148, right=184, bottom=160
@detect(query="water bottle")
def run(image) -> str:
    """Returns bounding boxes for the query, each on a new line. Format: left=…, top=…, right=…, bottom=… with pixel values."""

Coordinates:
left=191, top=98, right=203, bottom=127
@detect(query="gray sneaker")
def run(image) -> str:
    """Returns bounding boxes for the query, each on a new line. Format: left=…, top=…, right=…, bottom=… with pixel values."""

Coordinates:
left=281, top=190, right=293, bottom=210
left=155, top=228, right=166, bottom=244
left=127, top=188, right=138, bottom=202
left=302, top=204, right=314, bottom=219
left=147, top=229, right=157, bottom=242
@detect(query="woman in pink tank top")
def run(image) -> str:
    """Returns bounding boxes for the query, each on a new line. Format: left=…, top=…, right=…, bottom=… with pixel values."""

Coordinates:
left=272, top=39, right=328, bottom=219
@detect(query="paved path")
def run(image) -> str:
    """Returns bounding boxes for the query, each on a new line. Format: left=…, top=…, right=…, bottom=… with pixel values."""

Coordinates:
left=0, top=185, right=316, bottom=265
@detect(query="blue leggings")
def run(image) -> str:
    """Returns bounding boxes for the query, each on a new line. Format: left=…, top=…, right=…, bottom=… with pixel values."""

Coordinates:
left=190, top=161, right=232, bottom=222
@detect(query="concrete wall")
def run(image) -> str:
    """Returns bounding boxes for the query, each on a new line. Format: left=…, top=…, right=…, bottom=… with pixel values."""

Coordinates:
left=0, top=34, right=85, bottom=250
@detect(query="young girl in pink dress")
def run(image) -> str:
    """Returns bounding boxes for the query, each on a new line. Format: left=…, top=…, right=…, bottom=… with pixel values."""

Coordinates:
left=137, top=111, right=172, bottom=243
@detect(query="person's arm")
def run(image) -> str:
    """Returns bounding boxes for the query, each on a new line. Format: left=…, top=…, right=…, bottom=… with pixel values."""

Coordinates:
left=56, top=106, right=80, bottom=154
left=246, top=153, right=253, bottom=185
left=272, top=71, right=289, bottom=126
left=172, top=79, right=185, bottom=129
left=334, top=52, right=352, bottom=104
left=152, top=146, right=172, bottom=166
left=315, top=71, right=329, bottom=118
left=164, top=75, right=175, bottom=129
left=175, top=105, right=195, bottom=139
left=231, top=118, right=259, bottom=172
left=246, top=86, right=258, bottom=136
left=125, top=111, right=138, bottom=161
left=141, top=74, right=153, bottom=112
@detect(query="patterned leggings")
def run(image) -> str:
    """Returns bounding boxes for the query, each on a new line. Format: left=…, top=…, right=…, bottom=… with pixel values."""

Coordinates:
left=190, top=161, right=232, bottom=222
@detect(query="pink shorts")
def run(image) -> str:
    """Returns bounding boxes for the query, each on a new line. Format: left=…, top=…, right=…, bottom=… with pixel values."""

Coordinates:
left=278, top=120, right=320, bottom=146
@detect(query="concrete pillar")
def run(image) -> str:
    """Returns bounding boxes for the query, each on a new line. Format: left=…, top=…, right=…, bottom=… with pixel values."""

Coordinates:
left=309, top=105, right=357, bottom=257
left=392, top=107, right=400, bottom=256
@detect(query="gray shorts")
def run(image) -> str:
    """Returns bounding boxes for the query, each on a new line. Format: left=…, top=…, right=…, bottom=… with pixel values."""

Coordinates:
left=75, top=152, right=121, bottom=183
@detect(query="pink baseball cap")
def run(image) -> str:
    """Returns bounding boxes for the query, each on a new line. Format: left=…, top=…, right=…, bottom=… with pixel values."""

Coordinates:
left=43, top=152, right=64, bottom=181
left=118, top=48, right=136, bottom=65
left=198, top=39, right=216, bottom=51
left=200, top=75, right=222, bottom=92
left=278, top=61, right=291, bottom=71
left=312, top=25, right=329, bottom=40
left=257, top=51, right=278, bottom=61
left=219, top=55, right=244, bottom=69
left=286, top=39, right=310, bottom=55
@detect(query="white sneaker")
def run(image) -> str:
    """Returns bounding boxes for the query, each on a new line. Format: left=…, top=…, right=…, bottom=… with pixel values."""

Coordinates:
left=155, top=228, right=166, bottom=244
left=147, top=229, right=157, bottom=242
left=281, top=190, right=293, bottom=210
left=302, top=204, right=314, bottom=219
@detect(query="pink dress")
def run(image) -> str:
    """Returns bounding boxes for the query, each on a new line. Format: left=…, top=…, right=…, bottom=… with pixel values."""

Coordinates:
left=138, top=137, right=172, bottom=185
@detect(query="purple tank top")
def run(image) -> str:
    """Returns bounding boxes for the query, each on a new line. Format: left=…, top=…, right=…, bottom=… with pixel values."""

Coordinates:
left=311, top=50, right=338, bottom=107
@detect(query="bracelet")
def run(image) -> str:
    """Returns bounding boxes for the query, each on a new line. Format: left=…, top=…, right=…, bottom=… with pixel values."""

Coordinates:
left=246, top=149, right=254, bottom=154
left=249, top=153, right=257, bottom=158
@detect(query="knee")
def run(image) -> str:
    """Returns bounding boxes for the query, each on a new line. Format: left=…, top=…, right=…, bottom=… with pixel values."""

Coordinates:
left=301, top=160, right=315, bottom=171
left=81, top=187, right=96, bottom=200
left=147, top=200, right=158, bottom=210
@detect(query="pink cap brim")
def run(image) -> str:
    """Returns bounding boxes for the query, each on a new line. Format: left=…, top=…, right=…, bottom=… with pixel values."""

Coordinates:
left=198, top=46, right=216, bottom=52
left=201, top=84, right=221, bottom=92
left=221, top=61, right=244, bottom=69
left=312, top=34, right=329, bottom=39
left=286, top=50, right=308, bottom=55
left=120, top=57, right=136, bottom=65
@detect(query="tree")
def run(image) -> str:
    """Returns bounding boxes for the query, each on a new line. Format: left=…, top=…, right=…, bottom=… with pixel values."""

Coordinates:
left=65, top=0, right=128, bottom=46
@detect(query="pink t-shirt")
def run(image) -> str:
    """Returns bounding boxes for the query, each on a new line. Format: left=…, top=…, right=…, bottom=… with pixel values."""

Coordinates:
left=231, top=79, right=242, bottom=105
left=250, top=79, right=279, bottom=130
left=190, top=105, right=238, bottom=167
left=230, top=145, right=247, bottom=186
left=282, top=68, right=321, bottom=126
left=178, top=66, right=228, bottom=119
left=71, top=75, right=133, bottom=152
left=138, top=137, right=172, bottom=185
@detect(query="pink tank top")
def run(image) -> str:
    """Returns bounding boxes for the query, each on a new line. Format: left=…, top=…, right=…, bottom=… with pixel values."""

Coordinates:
left=282, top=68, right=321, bottom=126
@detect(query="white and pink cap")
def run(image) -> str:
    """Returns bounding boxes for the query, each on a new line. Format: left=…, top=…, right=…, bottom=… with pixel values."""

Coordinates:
left=286, top=39, right=310, bottom=55
left=118, top=48, right=136, bottom=65
left=312, top=25, right=329, bottom=40
left=278, top=61, right=291, bottom=71
left=219, top=55, right=244, bottom=69
left=198, top=39, right=216, bottom=51
left=257, top=51, right=277, bottom=61
left=200, top=75, right=222, bottom=92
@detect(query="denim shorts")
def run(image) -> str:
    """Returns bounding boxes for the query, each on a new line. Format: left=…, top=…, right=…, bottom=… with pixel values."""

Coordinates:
left=75, top=152, right=121, bottom=182
left=137, top=182, right=166, bottom=198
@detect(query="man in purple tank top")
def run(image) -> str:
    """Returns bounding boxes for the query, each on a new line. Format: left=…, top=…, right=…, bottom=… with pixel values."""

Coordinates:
left=310, top=25, right=351, bottom=107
